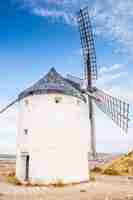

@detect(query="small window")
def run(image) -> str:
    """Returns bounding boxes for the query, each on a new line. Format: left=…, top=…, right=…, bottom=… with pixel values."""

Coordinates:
left=24, top=99, right=29, bottom=106
left=55, top=97, right=62, bottom=104
left=24, top=129, right=28, bottom=135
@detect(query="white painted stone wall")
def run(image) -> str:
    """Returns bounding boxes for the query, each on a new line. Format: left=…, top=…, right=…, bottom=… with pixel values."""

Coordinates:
left=16, top=93, right=90, bottom=184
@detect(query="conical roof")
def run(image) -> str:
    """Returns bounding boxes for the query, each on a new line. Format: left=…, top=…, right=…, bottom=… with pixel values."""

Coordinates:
left=19, top=68, right=85, bottom=101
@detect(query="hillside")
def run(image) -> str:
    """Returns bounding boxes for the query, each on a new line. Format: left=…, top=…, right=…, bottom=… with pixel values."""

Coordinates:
left=93, top=151, right=133, bottom=176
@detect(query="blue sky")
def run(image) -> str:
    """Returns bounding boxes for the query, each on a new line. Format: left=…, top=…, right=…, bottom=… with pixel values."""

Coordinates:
left=0, top=0, right=133, bottom=154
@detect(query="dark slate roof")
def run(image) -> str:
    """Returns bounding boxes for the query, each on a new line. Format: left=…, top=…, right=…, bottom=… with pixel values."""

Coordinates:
left=19, top=68, right=86, bottom=101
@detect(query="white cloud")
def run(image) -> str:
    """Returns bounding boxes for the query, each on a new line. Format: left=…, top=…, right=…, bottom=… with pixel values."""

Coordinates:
left=32, top=8, right=76, bottom=25
left=15, top=0, right=133, bottom=53
left=100, top=64, right=125, bottom=74
left=14, top=0, right=78, bottom=24
left=91, top=0, right=133, bottom=53
left=97, top=71, right=128, bottom=86
left=0, top=99, right=17, bottom=154
left=96, top=63, right=129, bottom=88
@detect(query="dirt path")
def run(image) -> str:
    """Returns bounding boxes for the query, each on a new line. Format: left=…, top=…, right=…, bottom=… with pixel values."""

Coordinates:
left=0, top=175, right=133, bottom=200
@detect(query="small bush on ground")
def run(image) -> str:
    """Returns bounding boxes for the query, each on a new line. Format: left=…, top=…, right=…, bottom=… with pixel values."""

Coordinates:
left=8, top=175, right=17, bottom=184
left=103, top=168, right=120, bottom=176
left=52, top=179, right=66, bottom=187
left=91, top=166, right=102, bottom=173
left=90, top=173, right=96, bottom=181
left=8, top=175, right=21, bottom=185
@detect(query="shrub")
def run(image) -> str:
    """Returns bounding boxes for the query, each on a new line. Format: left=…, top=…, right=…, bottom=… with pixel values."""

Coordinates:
left=103, top=168, right=120, bottom=176
left=8, top=175, right=20, bottom=185
left=52, top=179, right=66, bottom=187
left=91, top=166, right=102, bottom=173
left=90, top=173, right=96, bottom=181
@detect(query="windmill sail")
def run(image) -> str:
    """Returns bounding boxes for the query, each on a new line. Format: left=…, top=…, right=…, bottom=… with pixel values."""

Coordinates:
left=94, top=88, right=129, bottom=133
left=0, top=99, right=18, bottom=114
left=77, top=7, right=98, bottom=158
left=77, top=6, right=130, bottom=158
left=77, top=7, right=97, bottom=82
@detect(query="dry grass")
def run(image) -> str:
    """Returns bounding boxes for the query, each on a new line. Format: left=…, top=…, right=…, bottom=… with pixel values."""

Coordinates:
left=50, top=179, right=67, bottom=187
left=8, top=175, right=18, bottom=185
left=92, top=166, right=102, bottom=173
left=92, top=151, right=133, bottom=176
left=90, top=172, right=96, bottom=181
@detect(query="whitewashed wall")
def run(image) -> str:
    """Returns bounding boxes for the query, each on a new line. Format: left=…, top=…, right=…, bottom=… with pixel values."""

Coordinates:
left=16, top=93, right=90, bottom=184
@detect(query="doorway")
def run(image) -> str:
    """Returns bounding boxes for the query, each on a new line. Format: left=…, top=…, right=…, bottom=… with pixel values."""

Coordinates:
left=25, top=155, right=29, bottom=181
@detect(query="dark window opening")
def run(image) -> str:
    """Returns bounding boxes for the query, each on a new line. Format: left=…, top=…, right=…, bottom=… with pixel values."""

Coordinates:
left=55, top=99, right=60, bottom=104
left=24, top=129, right=28, bottom=135
left=55, top=97, right=62, bottom=104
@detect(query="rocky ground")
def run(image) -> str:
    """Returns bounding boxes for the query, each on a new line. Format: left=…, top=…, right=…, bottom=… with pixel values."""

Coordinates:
left=0, top=173, right=133, bottom=200
left=0, top=159, right=133, bottom=200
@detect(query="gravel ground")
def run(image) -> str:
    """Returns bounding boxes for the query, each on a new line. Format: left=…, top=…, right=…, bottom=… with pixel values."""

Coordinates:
left=0, top=174, right=133, bottom=200
left=0, top=159, right=133, bottom=200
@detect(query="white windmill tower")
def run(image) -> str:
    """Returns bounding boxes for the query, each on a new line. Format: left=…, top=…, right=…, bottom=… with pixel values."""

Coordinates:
left=0, top=67, right=91, bottom=184
left=0, top=7, right=129, bottom=184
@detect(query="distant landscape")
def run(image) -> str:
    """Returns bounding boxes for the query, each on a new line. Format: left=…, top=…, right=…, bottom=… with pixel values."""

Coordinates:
left=88, top=152, right=122, bottom=169
left=0, top=153, right=121, bottom=166
left=0, top=154, right=16, bottom=161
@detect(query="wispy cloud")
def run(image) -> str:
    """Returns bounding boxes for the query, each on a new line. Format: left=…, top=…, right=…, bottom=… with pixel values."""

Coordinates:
left=32, top=8, right=76, bottom=25
left=96, top=63, right=128, bottom=88
left=14, top=0, right=78, bottom=25
left=15, top=0, right=133, bottom=53
left=99, top=64, right=125, bottom=74
left=97, top=71, right=128, bottom=86
left=91, top=0, right=133, bottom=53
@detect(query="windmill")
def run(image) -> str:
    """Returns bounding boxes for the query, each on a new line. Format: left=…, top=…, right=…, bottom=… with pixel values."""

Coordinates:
left=0, top=7, right=130, bottom=161
left=67, top=7, right=130, bottom=157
